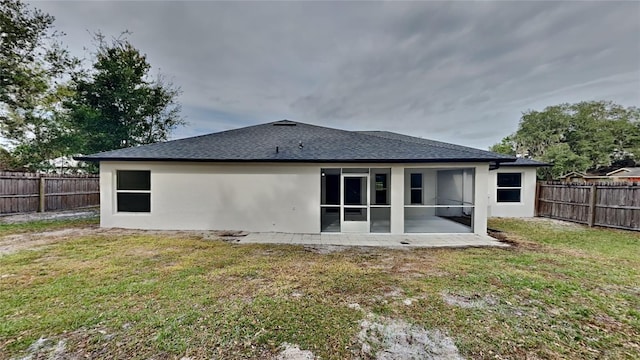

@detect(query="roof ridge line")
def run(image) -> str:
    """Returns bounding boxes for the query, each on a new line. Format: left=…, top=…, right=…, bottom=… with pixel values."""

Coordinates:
left=359, top=130, right=510, bottom=159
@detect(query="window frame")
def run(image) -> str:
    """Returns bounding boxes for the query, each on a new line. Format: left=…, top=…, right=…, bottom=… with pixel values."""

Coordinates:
left=374, top=173, right=389, bottom=205
left=115, top=170, right=151, bottom=213
left=496, top=172, right=522, bottom=203
left=410, top=173, right=423, bottom=205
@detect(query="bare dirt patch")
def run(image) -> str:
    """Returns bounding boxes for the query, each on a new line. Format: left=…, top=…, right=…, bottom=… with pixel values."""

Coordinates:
left=303, top=245, right=349, bottom=254
left=517, top=217, right=585, bottom=230
left=356, top=315, right=463, bottom=359
left=0, top=227, right=99, bottom=256
left=487, top=229, right=546, bottom=251
left=277, top=343, right=316, bottom=360
left=0, top=209, right=99, bottom=224
left=441, top=292, right=498, bottom=309
left=487, top=229, right=513, bottom=244
left=204, top=230, right=248, bottom=243
left=0, top=227, right=242, bottom=256
left=15, top=337, right=67, bottom=360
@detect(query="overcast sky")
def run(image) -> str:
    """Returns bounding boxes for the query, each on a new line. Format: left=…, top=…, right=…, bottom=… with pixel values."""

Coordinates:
left=33, top=1, right=640, bottom=149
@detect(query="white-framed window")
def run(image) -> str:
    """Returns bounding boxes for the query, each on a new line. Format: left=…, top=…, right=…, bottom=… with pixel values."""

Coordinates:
left=374, top=173, right=389, bottom=205
left=496, top=172, right=522, bottom=203
left=116, top=170, right=151, bottom=212
left=410, top=173, right=422, bottom=204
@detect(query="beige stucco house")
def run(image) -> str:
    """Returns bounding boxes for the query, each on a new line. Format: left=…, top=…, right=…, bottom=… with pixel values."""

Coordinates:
left=78, top=120, right=522, bottom=236
left=487, top=158, right=548, bottom=218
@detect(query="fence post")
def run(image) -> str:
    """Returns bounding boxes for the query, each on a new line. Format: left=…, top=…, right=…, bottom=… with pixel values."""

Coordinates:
left=588, top=184, right=597, bottom=227
left=39, top=177, right=46, bottom=212
left=534, top=181, right=541, bottom=217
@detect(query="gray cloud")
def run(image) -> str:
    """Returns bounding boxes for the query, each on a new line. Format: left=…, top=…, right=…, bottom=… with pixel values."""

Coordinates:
left=34, top=1, right=640, bottom=149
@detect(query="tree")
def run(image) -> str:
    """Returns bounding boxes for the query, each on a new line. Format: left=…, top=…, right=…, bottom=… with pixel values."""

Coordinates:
left=6, top=85, right=77, bottom=171
left=490, top=101, right=640, bottom=179
left=538, top=143, right=590, bottom=180
left=488, top=136, right=516, bottom=156
left=0, top=0, right=78, bottom=170
left=66, top=34, right=184, bottom=156
left=0, top=146, right=15, bottom=169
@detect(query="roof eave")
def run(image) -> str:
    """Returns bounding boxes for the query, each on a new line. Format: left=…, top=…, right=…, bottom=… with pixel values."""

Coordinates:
left=75, top=156, right=516, bottom=164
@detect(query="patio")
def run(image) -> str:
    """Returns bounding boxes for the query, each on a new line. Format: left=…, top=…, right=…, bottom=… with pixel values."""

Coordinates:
left=237, top=232, right=508, bottom=248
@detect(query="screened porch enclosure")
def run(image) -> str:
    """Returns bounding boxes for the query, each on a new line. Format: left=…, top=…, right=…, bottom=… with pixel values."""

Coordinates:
left=404, top=168, right=474, bottom=233
left=320, top=168, right=391, bottom=233
left=320, top=167, right=476, bottom=234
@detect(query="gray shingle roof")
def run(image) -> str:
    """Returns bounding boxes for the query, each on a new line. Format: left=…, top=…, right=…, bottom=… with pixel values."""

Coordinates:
left=76, top=120, right=516, bottom=163
left=607, top=167, right=640, bottom=177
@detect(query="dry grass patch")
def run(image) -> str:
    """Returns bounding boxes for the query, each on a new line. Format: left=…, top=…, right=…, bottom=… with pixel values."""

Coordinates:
left=1, top=217, right=639, bottom=359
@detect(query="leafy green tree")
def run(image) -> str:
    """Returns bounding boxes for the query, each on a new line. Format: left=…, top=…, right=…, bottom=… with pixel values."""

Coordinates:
left=0, top=0, right=78, bottom=170
left=490, top=101, right=640, bottom=179
left=6, top=85, right=77, bottom=171
left=489, top=136, right=516, bottom=156
left=66, top=34, right=184, bottom=155
left=539, top=143, right=591, bottom=180
left=0, top=146, right=15, bottom=169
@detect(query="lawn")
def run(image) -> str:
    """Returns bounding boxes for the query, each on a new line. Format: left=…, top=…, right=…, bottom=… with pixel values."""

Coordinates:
left=0, top=218, right=638, bottom=359
left=0, top=217, right=98, bottom=237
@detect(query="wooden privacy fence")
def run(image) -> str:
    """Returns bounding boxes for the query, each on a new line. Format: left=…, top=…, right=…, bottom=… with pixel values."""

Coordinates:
left=536, top=181, right=640, bottom=231
left=0, top=171, right=99, bottom=214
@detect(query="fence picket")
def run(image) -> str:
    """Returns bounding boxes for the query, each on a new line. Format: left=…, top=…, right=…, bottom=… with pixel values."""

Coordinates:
left=0, top=171, right=99, bottom=214
left=537, top=181, right=640, bottom=231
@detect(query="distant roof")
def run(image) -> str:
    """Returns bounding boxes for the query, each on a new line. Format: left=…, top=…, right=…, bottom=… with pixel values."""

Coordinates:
left=559, top=171, right=608, bottom=179
left=606, top=167, right=640, bottom=177
left=498, top=158, right=550, bottom=167
left=559, top=171, right=587, bottom=178
left=76, top=120, right=516, bottom=163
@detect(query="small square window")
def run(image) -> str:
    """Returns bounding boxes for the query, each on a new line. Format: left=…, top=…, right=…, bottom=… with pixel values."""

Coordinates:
left=497, top=189, right=521, bottom=202
left=411, top=189, right=422, bottom=204
left=117, top=193, right=151, bottom=212
left=496, top=173, right=522, bottom=203
left=117, top=170, right=150, bottom=190
left=410, top=173, right=422, bottom=189
left=116, top=170, right=151, bottom=212
left=375, top=174, right=387, bottom=190
left=497, top=173, right=521, bottom=188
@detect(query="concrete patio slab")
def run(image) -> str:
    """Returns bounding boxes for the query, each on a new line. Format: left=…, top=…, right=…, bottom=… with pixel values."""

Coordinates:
left=238, top=232, right=508, bottom=248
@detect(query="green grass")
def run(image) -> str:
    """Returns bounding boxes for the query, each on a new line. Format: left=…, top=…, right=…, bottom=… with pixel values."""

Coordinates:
left=0, top=218, right=638, bottom=359
left=0, top=216, right=99, bottom=236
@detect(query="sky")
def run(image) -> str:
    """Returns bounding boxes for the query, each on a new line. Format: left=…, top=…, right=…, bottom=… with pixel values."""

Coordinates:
left=32, top=0, right=640, bottom=149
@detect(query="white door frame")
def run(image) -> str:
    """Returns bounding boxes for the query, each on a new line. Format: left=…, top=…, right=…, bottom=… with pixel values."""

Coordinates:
left=341, top=173, right=370, bottom=233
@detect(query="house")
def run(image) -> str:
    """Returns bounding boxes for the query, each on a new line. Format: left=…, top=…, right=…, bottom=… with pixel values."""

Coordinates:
left=488, top=158, right=549, bottom=218
left=77, top=120, right=518, bottom=235
left=44, top=155, right=86, bottom=174
left=558, top=171, right=609, bottom=183
left=559, top=167, right=640, bottom=184
left=606, top=167, right=640, bottom=182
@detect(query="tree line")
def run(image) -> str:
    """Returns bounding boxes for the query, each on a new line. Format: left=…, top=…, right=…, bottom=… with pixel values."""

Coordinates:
left=3, top=1, right=638, bottom=178
left=490, top=101, right=640, bottom=179
left=1, top=0, right=184, bottom=172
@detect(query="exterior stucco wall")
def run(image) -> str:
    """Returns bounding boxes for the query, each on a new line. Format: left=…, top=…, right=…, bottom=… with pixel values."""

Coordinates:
left=100, top=162, right=320, bottom=232
left=100, top=161, right=490, bottom=235
left=473, top=165, right=489, bottom=234
left=487, top=167, right=537, bottom=218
